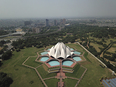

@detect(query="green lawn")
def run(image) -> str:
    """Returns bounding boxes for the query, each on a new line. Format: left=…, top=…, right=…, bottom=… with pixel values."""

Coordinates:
left=78, top=53, right=113, bottom=87
left=0, top=47, right=44, bottom=87
left=63, top=78, right=78, bottom=87
left=37, top=64, right=56, bottom=79
left=24, top=56, right=42, bottom=67
left=66, top=64, right=85, bottom=78
left=45, top=78, right=59, bottom=87
left=67, top=43, right=91, bottom=62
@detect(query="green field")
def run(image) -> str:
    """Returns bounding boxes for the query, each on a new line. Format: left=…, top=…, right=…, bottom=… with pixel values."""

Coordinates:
left=37, top=64, right=56, bottom=79
left=44, top=78, right=59, bottom=87
left=24, top=56, right=42, bottom=67
left=0, top=47, right=44, bottom=87
left=0, top=44, right=113, bottom=87
left=66, top=64, right=85, bottom=78
left=63, top=78, right=78, bottom=87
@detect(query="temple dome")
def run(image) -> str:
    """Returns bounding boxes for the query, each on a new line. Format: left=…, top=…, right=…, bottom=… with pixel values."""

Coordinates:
left=48, top=42, right=73, bottom=59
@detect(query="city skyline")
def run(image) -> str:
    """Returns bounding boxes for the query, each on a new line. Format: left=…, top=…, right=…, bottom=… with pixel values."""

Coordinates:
left=0, top=0, right=116, bottom=19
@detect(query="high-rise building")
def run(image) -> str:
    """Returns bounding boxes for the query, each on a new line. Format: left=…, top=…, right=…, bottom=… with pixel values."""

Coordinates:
left=54, top=20, right=57, bottom=26
left=63, top=19, right=66, bottom=25
left=46, top=19, right=49, bottom=26
left=60, top=19, right=63, bottom=25
left=33, top=28, right=41, bottom=33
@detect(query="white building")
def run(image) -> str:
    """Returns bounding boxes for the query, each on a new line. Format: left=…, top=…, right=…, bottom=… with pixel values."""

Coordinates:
left=48, top=42, right=73, bottom=59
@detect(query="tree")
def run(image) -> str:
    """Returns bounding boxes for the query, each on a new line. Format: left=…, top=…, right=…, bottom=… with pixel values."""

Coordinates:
left=0, top=72, right=13, bottom=87
left=0, top=50, right=4, bottom=54
left=0, top=61, right=2, bottom=66
left=1, top=50, right=12, bottom=60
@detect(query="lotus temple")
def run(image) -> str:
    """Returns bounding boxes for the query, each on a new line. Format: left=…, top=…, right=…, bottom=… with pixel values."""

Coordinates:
left=22, top=42, right=88, bottom=87
left=37, top=42, right=86, bottom=87
left=40, top=42, right=82, bottom=67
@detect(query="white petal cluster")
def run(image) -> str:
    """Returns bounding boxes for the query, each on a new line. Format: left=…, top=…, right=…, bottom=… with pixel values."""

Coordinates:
left=48, top=42, right=73, bottom=59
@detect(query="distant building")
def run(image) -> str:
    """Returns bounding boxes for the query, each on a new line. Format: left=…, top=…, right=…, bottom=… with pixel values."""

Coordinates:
left=54, top=20, right=57, bottom=26
left=24, top=21, right=32, bottom=26
left=46, top=19, right=49, bottom=26
left=60, top=19, right=63, bottom=25
left=63, top=19, right=66, bottom=25
left=33, top=28, right=41, bottom=33
left=35, top=23, right=44, bottom=27
left=60, top=19, right=66, bottom=26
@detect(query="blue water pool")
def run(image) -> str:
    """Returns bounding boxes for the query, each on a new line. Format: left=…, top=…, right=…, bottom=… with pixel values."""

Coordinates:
left=48, top=61, right=60, bottom=66
left=70, top=48, right=74, bottom=51
left=47, top=48, right=50, bottom=51
left=40, top=57, right=49, bottom=62
left=73, top=57, right=81, bottom=61
left=41, top=52, right=48, bottom=55
left=74, top=51, right=81, bottom=55
left=62, top=61, right=73, bottom=66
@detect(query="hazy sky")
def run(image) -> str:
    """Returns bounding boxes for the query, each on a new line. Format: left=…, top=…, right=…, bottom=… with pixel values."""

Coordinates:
left=0, top=0, right=116, bottom=19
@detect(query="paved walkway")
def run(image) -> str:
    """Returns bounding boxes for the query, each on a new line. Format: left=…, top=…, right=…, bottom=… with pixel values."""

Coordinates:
left=55, top=60, right=67, bottom=87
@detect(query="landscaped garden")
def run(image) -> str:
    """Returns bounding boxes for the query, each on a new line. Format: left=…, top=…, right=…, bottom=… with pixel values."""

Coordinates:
left=0, top=43, right=113, bottom=87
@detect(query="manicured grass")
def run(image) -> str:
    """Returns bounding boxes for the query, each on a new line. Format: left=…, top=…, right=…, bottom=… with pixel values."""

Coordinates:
left=45, top=78, right=59, bottom=87
left=78, top=53, right=113, bottom=87
left=66, top=64, right=85, bottom=78
left=37, top=64, right=56, bottom=79
left=76, top=67, right=85, bottom=78
left=63, top=78, right=78, bottom=87
left=67, top=43, right=91, bottom=62
left=0, top=47, right=44, bottom=87
left=66, top=44, right=83, bottom=53
left=83, top=51, right=91, bottom=62
left=62, top=66, right=73, bottom=69
left=25, top=56, right=42, bottom=67
left=48, top=66, right=60, bottom=69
